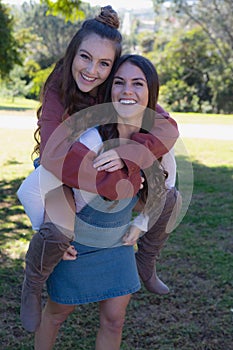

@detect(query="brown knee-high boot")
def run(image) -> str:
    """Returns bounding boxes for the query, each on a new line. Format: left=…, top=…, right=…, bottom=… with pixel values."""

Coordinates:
left=20, top=222, right=73, bottom=332
left=136, top=187, right=182, bottom=295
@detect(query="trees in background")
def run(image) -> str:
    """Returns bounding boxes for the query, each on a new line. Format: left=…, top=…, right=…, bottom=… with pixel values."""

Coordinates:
left=0, top=1, right=95, bottom=100
left=148, top=27, right=224, bottom=113
left=41, top=0, right=84, bottom=22
left=149, top=0, right=233, bottom=113
left=0, top=1, right=21, bottom=78
left=1, top=0, right=232, bottom=113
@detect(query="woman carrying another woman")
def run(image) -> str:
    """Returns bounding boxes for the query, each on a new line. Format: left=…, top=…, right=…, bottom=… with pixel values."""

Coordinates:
left=35, top=53, right=171, bottom=350
left=17, top=5, right=179, bottom=335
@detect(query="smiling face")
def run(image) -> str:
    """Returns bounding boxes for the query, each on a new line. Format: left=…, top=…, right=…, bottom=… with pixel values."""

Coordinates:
left=71, top=33, right=116, bottom=96
left=111, top=61, right=149, bottom=126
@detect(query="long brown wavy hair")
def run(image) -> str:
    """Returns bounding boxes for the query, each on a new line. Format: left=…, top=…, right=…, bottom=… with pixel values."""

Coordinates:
left=33, top=6, right=122, bottom=157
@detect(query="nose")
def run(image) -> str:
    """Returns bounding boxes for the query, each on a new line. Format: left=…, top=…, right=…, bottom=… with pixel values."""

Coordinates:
left=122, top=82, right=133, bottom=95
left=86, top=61, right=97, bottom=75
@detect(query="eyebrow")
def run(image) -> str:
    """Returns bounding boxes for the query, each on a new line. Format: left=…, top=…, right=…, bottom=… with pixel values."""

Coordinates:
left=79, top=49, right=113, bottom=62
left=114, top=75, right=146, bottom=82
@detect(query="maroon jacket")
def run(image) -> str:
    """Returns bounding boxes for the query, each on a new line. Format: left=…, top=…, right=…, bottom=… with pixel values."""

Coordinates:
left=40, top=81, right=179, bottom=200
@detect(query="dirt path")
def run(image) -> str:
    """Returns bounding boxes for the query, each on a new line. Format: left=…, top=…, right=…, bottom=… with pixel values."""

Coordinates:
left=0, top=110, right=232, bottom=140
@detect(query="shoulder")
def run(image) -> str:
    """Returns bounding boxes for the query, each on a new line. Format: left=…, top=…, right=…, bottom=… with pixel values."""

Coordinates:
left=155, top=103, right=170, bottom=118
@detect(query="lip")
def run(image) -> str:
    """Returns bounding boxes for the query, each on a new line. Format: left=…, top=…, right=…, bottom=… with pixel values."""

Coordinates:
left=81, top=72, right=97, bottom=82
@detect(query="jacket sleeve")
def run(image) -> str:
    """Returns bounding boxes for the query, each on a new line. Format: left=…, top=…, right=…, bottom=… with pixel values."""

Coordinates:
left=115, top=103, right=179, bottom=170
left=38, top=86, right=66, bottom=155
left=40, top=116, right=142, bottom=200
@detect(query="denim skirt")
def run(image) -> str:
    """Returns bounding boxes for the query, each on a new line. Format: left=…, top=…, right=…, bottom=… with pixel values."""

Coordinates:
left=47, top=241, right=141, bottom=305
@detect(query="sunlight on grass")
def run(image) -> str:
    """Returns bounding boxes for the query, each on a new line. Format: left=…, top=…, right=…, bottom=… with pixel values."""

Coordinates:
left=181, top=138, right=233, bottom=167
left=0, top=129, right=35, bottom=181
left=173, top=112, right=233, bottom=124
left=0, top=97, right=39, bottom=110
left=3, top=239, right=29, bottom=260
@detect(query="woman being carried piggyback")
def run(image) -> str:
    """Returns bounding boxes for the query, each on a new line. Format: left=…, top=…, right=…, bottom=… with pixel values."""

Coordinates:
left=17, top=5, right=180, bottom=336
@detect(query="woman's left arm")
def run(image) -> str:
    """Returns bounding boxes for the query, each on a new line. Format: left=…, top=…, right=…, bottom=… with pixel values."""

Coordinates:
left=94, top=104, right=179, bottom=171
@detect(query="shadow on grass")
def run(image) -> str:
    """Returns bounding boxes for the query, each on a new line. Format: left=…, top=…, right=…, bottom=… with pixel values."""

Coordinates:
left=4, top=159, right=23, bottom=166
left=0, top=159, right=232, bottom=349
left=0, top=177, right=32, bottom=241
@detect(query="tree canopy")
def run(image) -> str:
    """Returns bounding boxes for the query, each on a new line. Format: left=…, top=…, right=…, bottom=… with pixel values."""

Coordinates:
left=40, top=0, right=85, bottom=22
left=0, top=1, right=21, bottom=78
left=152, top=0, right=233, bottom=71
left=1, top=0, right=232, bottom=113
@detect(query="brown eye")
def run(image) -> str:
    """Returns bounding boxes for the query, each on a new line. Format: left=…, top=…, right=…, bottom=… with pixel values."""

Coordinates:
left=113, top=78, right=123, bottom=85
left=101, top=61, right=111, bottom=67
left=80, top=53, right=90, bottom=60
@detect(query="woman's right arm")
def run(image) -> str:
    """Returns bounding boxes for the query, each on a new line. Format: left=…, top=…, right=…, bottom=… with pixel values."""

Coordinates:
left=39, top=88, right=142, bottom=200
left=41, top=124, right=141, bottom=201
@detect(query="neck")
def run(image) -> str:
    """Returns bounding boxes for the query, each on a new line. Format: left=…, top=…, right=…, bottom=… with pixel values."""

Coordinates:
left=117, top=112, right=143, bottom=139
left=117, top=122, right=141, bottom=139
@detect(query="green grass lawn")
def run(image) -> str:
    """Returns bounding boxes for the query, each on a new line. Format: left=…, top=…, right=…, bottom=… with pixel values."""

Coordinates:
left=0, top=114, right=233, bottom=349
left=172, top=112, right=233, bottom=125
left=0, top=97, right=39, bottom=111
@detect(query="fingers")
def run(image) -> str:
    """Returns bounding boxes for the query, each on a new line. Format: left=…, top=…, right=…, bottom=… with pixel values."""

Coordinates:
left=63, top=252, right=76, bottom=261
left=93, top=155, right=110, bottom=168
left=93, top=150, right=119, bottom=169
left=122, top=226, right=141, bottom=246
left=95, top=159, right=124, bottom=172
left=62, top=245, right=78, bottom=261
left=123, top=239, right=137, bottom=246
left=67, top=245, right=77, bottom=257
left=140, top=176, right=145, bottom=189
left=105, top=165, right=121, bottom=172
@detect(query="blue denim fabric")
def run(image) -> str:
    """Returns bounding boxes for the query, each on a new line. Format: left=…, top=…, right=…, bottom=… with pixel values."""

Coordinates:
left=33, top=157, right=40, bottom=169
left=74, top=194, right=139, bottom=247
left=47, top=241, right=141, bottom=305
left=47, top=194, right=141, bottom=304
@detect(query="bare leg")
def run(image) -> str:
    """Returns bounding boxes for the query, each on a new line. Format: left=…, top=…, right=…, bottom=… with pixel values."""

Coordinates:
left=44, top=185, right=76, bottom=233
left=96, top=294, right=131, bottom=350
left=35, top=297, right=75, bottom=350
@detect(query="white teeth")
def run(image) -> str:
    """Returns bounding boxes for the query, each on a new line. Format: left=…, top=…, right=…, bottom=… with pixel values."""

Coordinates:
left=119, top=99, right=136, bottom=105
left=82, top=73, right=95, bottom=82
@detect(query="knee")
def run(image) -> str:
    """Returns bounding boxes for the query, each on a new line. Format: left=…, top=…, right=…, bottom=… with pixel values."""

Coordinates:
left=51, top=311, right=73, bottom=327
left=44, top=304, right=75, bottom=328
left=101, top=313, right=126, bottom=335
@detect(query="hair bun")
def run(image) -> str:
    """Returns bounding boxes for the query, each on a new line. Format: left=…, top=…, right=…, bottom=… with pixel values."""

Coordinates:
left=95, top=5, right=120, bottom=29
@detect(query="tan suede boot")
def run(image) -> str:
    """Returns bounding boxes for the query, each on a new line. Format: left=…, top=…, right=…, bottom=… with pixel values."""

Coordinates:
left=20, top=222, right=73, bottom=332
left=136, top=188, right=182, bottom=295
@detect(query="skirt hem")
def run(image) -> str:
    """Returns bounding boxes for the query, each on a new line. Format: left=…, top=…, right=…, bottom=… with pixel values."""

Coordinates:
left=49, top=283, right=141, bottom=305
